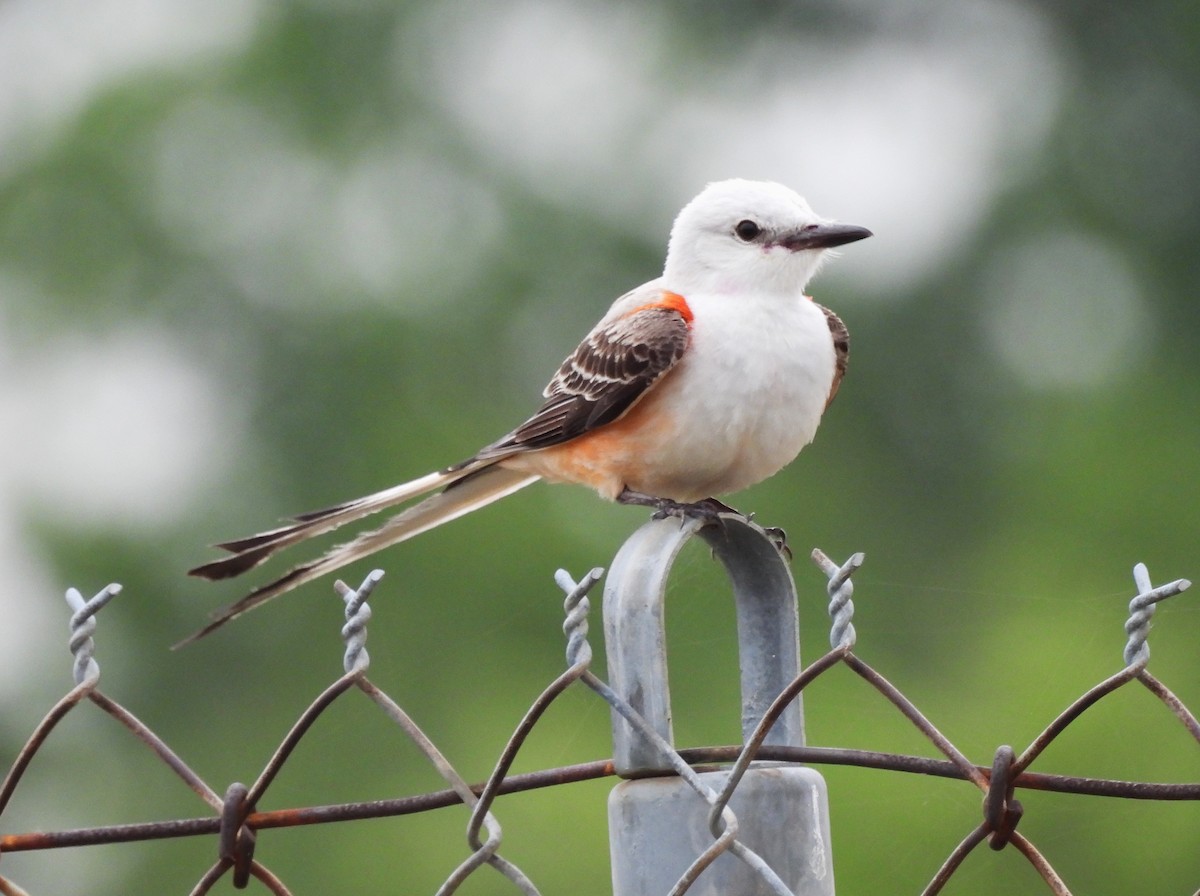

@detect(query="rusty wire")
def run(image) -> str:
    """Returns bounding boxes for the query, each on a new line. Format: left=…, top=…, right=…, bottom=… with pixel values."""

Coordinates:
left=0, top=550, right=1194, bottom=895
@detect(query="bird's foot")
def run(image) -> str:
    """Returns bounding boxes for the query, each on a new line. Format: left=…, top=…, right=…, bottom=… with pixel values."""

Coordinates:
left=616, top=489, right=792, bottom=560
left=649, top=497, right=739, bottom=526
left=617, top=489, right=741, bottom=528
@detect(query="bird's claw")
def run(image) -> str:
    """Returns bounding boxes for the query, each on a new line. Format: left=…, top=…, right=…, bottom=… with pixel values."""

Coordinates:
left=762, top=526, right=793, bottom=561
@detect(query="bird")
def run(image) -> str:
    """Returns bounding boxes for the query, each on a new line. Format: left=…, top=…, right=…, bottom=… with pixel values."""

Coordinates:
left=182, top=179, right=871, bottom=644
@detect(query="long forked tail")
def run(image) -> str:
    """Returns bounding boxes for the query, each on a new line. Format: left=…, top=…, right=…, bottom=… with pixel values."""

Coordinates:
left=177, top=464, right=539, bottom=647
left=189, top=466, right=477, bottom=582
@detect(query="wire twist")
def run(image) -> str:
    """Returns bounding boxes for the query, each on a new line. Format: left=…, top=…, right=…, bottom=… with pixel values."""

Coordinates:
left=982, top=745, right=1023, bottom=850
left=811, top=550, right=863, bottom=650
left=63, top=584, right=122, bottom=686
left=555, top=567, right=604, bottom=668
left=1122, top=563, right=1191, bottom=667
left=335, top=569, right=383, bottom=674
left=218, top=782, right=257, bottom=887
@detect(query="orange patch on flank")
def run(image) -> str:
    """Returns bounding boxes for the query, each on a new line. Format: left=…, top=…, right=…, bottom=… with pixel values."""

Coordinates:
left=625, top=289, right=693, bottom=323
left=519, top=386, right=680, bottom=499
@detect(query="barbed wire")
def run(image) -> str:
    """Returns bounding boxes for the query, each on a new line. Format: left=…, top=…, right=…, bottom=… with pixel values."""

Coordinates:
left=0, top=540, right=1194, bottom=895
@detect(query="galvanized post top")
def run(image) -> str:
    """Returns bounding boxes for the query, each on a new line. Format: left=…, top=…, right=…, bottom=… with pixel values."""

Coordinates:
left=603, top=515, right=804, bottom=777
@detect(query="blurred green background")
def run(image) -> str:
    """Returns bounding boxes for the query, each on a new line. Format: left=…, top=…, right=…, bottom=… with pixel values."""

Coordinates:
left=1, top=0, right=1197, bottom=893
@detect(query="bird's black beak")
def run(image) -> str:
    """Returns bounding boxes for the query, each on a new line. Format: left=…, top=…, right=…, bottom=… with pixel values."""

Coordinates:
left=778, top=223, right=873, bottom=251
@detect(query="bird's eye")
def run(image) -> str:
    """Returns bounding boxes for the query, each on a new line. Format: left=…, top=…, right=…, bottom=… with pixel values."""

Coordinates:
left=734, top=219, right=762, bottom=242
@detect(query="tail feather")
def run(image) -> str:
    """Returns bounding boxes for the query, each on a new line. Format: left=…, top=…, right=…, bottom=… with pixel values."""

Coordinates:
left=189, top=467, right=476, bottom=581
left=176, top=465, right=540, bottom=647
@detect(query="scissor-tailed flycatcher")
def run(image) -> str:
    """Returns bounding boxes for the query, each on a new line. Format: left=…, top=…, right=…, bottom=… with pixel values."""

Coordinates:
left=183, top=179, right=870, bottom=643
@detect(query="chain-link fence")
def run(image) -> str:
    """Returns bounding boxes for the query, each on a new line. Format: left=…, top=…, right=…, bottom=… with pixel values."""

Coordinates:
left=1, top=516, right=1195, bottom=895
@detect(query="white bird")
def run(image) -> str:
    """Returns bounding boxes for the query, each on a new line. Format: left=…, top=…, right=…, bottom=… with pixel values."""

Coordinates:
left=183, top=179, right=870, bottom=644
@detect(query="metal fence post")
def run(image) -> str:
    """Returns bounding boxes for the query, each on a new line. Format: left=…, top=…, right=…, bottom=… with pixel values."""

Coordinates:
left=604, top=516, right=834, bottom=896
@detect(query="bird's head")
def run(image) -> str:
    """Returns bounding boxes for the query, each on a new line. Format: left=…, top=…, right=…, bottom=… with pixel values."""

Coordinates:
left=662, top=179, right=871, bottom=296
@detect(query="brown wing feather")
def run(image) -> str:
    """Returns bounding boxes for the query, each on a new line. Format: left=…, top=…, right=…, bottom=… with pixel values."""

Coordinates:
left=816, top=302, right=849, bottom=409
left=473, top=301, right=691, bottom=460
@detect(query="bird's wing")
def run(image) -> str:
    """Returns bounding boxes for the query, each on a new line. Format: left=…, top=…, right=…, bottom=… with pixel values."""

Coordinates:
left=466, top=289, right=693, bottom=462
left=816, top=302, right=849, bottom=409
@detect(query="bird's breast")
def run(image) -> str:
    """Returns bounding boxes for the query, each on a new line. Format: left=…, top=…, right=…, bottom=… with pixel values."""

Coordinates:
left=611, top=292, right=837, bottom=498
